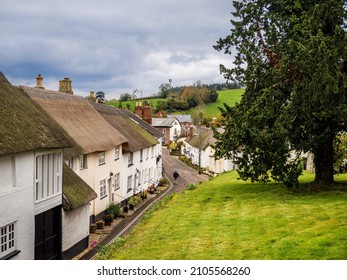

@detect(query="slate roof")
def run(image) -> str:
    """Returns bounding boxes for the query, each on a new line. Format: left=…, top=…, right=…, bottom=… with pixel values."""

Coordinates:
left=152, top=117, right=179, bottom=127
left=167, top=114, right=192, bottom=123
left=0, top=71, right=74, bottom=155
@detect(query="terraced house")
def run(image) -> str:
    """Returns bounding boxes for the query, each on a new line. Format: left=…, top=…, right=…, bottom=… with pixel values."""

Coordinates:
left=92, top=102, right=163, bottom=202
left=21, top=79, right=127, bottom=223
left=0, top=72, right=97, bottom=260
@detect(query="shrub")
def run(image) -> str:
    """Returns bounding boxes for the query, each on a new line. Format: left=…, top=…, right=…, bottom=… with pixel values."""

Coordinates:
left=106, top=203, right=121, bottom=218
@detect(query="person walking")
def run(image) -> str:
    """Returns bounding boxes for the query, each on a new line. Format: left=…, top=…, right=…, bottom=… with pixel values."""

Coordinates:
left=173, top=170, right=180, bottom=184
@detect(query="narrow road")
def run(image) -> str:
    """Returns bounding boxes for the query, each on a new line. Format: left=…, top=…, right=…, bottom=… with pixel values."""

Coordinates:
left=162, top=147, right=209, bottom=193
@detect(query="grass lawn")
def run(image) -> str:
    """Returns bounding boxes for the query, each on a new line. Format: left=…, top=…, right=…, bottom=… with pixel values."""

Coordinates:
left=97, top=171, right=347, bottom=260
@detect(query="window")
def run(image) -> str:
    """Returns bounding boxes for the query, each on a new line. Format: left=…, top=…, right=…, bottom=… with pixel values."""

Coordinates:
left=98, top=152, right=105, bottom=165
left=115, top=146, right=120, bottom=160
left=138, top=171, right=142, bottom=186
left=140, top=149, right=143, bottom=162
left=128, top=152, right=133, bottom=166
left=163, top=128, right=166, bottom=134
left=127, top=175, right=132, bottom=193
left=151, top=146, right=154, bottom=158
left=146, top=148, right=149, bottom=160
left=144, top=168, right=148, bottom=183
left=149, top=167, right=153, bottom=182
left=114, top=173, right=120, bottom=191
left=100, top=179, right=107, bottom=198
left=80, top=154, right=88, bottom=170
left=0, top=222, right=15, bottom=259
left=162, top=137, right=166, bottom=144
left=68, top=157, right=77, bottom=170
left=35, top=152, right=62, bottom=202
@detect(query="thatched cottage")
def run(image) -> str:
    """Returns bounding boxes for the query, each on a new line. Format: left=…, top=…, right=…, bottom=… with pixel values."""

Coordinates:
left=20, top=83, right=127, bottom=223
left=0, top=72, right=97, bottom=260
left=91, top=103, right=163, bottom=201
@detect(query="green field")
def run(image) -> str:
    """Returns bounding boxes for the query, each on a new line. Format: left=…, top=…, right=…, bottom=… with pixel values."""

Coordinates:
left=97, top=171, right=347, bottom=260
left=105, top=98, right=167, bottom=112
left=105, top=89, right=244, bottom=118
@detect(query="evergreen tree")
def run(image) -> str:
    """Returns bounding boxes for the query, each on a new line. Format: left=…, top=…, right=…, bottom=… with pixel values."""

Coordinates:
left=213, top=0, right=347, bottom=187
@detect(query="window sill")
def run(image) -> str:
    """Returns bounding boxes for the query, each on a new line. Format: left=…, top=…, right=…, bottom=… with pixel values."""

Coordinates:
left=0, top=250, right=21, bottom=260
left=100, top=195, right=108, bottom=200
left=99, top=163, right=106, bottom=166
left=128, top=163, right=133, bottom=167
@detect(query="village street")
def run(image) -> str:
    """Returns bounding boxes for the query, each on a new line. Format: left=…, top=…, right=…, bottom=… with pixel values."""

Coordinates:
left=78, top=147, right=209, bottom=260
left=162, top=146, right=209, bottom=193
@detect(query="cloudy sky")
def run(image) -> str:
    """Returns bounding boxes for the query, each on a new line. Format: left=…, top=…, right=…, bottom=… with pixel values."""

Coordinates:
left=0, top=0, right=234, bottom=99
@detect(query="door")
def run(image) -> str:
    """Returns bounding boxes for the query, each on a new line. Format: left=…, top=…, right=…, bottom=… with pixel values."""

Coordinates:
left=34, top=206, right=62, bottom=260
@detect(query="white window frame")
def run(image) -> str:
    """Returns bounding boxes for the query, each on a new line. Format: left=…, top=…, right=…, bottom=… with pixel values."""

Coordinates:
left=35, top=151, right=62, bottom=202
left=127, top=175, right=133, bottom=193
left=100, top=179, right=107, bottom=198
left=0, top=222, right=16, bottom=259
left=79, top=154, right=88, bottom=170
left=115, top=146, right=120, bottom=160
left=128, top=152, right=133, bottom=166
left=98, top=152, right=105, bottom=165
left=114, top=173, right=120, bottom=191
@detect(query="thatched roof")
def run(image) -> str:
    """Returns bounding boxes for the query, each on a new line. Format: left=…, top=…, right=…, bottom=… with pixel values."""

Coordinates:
left=62, top=163, right=97, bottom=211
left=0, top=71, right=75, bottom=155
left=186, top=127, right=217, bottom=150
left=122, top=109, right=163, bottom=139
left=91, top=102, right=158, bottom=152
left=21, top=86, right=127, bottom=154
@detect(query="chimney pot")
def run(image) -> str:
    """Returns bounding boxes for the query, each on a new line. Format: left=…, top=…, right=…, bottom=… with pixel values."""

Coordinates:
left=35, top=74, right=45, bottom=89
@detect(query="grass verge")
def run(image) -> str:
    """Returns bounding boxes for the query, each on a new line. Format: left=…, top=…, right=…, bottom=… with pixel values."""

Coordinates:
left=96, top=171, right=347, bottom=260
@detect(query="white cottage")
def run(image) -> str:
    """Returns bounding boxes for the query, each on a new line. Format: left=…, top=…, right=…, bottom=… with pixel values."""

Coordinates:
left=152, top=117, right=182, bottom=145
left=182, top=127, right=237, bottom=175
left=21, top=82, right=127, bottom=223
left=91, top=103, right=162, bottom=203
left=0, top=72, right=74, bottom=259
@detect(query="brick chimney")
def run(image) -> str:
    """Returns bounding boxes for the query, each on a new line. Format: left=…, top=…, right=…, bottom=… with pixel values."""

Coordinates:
left=143, top=104, right=152, bottom=125
left=58, top=77, right=73, bottom=94
left=35, top=74, right=45, bottom=89
left=135, top=102, right=143, bottom=118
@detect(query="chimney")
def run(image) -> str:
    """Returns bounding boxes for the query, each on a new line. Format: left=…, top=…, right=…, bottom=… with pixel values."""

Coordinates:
left=35, top=74, right=45, bottom=89
left=143, top=104, right=152, bottom=125
left=90, top=91, right=95, bottom=98
left=58, top=77, right=73, bottom=94
left=135, top=102, right=143, bottom=118
left=188, top=126, right=194, bottom=138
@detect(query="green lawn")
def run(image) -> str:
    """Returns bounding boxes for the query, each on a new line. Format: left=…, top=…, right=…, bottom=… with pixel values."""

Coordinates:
left=96, top=171, right=347, bottom=260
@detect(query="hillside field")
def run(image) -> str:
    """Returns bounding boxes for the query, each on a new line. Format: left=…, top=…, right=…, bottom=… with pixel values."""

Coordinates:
left=97, top=171, right=347, bottom=260
left=105, top=89, right=244, bottom=118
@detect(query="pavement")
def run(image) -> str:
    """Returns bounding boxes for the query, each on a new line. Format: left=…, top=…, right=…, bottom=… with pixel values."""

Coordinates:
left=76, top=147, right=208, bottom=260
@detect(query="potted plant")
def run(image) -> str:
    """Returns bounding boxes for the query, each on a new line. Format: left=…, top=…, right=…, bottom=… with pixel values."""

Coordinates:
left=102, top=214, right=113, bottom=226
left=89, top=223, right=97, bottom=233
left=96, top=220, right=105, bottom=229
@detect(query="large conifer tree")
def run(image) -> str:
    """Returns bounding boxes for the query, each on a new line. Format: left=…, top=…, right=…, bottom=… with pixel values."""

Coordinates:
left=214, top=0, right=347, bottom=187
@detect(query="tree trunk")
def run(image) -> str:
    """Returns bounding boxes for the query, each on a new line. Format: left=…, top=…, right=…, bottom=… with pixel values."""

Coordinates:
left=313, top=138, right=335, bottom=186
